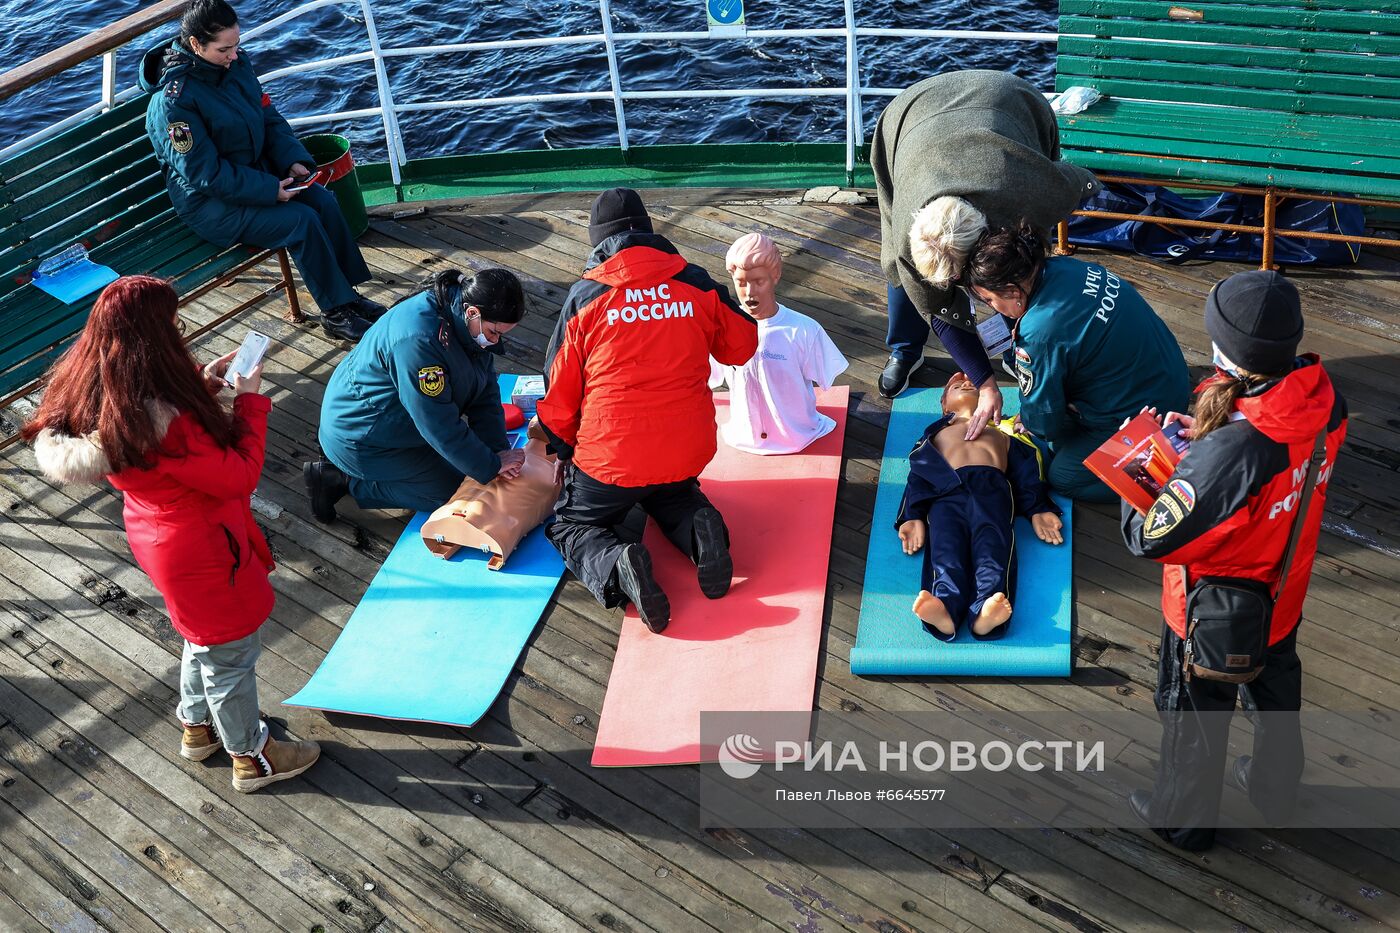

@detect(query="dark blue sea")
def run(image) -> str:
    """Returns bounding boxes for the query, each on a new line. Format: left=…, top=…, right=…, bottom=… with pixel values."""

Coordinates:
left=1, top=0, right=1056, bottom=164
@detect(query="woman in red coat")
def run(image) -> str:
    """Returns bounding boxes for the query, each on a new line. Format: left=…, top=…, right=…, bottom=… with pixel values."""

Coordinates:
left=25, top=276, right=319, bottom=793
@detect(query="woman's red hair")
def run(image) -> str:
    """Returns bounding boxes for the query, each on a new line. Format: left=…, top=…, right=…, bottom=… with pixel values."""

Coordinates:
left=22, top=276, right=236, bottom=471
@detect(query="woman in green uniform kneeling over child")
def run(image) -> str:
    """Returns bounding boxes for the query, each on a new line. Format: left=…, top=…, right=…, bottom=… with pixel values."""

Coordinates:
left=962, top=225, right=1191, bottom=502
left=139, top=0, right=385, bottom=343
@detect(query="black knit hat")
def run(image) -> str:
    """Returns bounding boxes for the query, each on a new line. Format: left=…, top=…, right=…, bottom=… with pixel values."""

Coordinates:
left=588, top=187, right=653, bottom=246
left=1204, top=270, right=1304, bottom=374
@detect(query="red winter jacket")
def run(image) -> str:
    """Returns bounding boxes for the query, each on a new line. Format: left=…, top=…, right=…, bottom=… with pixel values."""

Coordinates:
left=538, top=232, right=757, bottom=486
left=34, top=395, right=276, bottom=646
left=1123, top=356, right=1347, bottom=645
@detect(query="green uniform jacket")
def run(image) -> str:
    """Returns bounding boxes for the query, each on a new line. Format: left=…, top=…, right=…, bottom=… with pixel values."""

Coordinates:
left=318, top=291, right=510, bottom=485
left=1014, top=257, right=1190, bottom=442
left=139, top=39, right=313, bottom=246
left=872, top=70, right=1101, bottom=331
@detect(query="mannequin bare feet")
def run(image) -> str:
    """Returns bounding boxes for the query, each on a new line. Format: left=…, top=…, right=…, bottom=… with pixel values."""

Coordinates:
left=913, top=590, right=955, bottom=637
left=971, top=593, right=1013, bottom=636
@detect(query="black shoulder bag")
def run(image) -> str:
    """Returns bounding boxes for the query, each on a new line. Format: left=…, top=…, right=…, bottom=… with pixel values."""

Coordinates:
left=1183, top=429, right=1328, bottom=683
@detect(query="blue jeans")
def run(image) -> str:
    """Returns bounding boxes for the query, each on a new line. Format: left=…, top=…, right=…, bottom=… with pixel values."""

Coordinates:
left=886, top=284, right=994, bottom=387
left=177, top=631, right=268, bottom=756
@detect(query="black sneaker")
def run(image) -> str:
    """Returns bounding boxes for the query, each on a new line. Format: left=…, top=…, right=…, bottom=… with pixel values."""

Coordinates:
left=877, top=354, right=923, bottom=399
left=616, top=543, right=670, bottom=633
left=691, top=507, right=733, bottom=599
left=303, top=460, right=348, bottom=523
left=351, top=294, right=389, bottom=322
left=321, top=304, right=371, bottom=343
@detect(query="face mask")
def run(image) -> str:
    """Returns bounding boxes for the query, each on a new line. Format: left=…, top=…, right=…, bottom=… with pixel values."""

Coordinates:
left=469, top=312, right=495, bottom=349
left=1211, top=342, right=1242, bottom=378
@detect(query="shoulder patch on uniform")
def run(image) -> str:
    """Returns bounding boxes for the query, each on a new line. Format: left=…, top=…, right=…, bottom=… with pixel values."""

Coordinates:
left=167, top=121, right=193, bottom=154
left=1143, top=487, right=1189, bottom=540
left=437, top=323, right=450, bottom=349
left=416, top=365, right=446, bottom=398
left=165, top=78, right=184, bottom=99
left=1014, top=345, right=1034, bottom=395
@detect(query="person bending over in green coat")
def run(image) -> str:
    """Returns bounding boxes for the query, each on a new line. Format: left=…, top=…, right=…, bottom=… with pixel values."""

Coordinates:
left=139, top=0, right=384, bottom=343
left=962, top=224, right=1191, bottom=502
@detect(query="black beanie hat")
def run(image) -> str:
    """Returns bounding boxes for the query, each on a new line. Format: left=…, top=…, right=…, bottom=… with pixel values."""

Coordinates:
left=588, top=187, right=653, bottom=246
left=1204, top=270, right=1304, bottom=375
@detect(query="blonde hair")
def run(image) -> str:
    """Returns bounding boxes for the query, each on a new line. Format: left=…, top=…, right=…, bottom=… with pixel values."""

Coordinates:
left=909, top=196, right=987, bottom=288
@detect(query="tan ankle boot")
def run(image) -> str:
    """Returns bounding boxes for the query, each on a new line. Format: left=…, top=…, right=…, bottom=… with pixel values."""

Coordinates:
left=180, top=722, right=222, bottom=762
left=231, top=736, right=321, bottom=793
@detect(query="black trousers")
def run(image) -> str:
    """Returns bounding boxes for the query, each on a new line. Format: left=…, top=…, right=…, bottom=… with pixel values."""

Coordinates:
left=921, top=466, right=1015, bottom=641
left=547, top=465, right=720, bottom=609
left=1149, top=621, right=1304, bottom=850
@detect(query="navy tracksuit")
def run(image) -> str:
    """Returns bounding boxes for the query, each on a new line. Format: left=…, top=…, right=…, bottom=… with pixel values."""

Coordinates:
left=897, top=417, right=1060, bottom=641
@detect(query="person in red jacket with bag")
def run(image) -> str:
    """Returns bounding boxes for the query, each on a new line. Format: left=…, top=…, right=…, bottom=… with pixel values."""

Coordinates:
left=538, top=188, right=758, bottom=633
left=25, top=276, right=320, bottom=793
left=1121, top=270, right=1347, bottom=851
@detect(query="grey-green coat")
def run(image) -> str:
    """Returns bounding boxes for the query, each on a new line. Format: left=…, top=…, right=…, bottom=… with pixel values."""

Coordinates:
left=871, top=70, right=1101, bottom=332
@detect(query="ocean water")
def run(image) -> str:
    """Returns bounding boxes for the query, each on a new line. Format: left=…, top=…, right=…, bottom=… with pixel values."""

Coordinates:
left=1, top=0, right=1056, bottom=163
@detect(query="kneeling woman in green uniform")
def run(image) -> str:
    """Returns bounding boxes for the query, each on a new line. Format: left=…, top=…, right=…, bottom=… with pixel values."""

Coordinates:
left=139, top=0, right=383, bottom=343
left=306, top=268, right=528, bottom=521
left=963, top=226, right=1191, bottom=501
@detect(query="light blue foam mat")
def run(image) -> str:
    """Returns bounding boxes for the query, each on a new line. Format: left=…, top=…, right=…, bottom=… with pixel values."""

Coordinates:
left=285, top=374, right=564, bottom=725
left=851, top=387, right=1073, bottom=677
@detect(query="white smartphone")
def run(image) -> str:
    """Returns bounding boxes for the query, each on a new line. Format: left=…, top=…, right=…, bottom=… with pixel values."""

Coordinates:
left=225, top=330, right=270, bottom=385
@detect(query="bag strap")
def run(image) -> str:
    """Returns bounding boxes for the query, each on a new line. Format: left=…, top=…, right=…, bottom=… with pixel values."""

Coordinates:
left=1274, top=428, right=1329, bottom=599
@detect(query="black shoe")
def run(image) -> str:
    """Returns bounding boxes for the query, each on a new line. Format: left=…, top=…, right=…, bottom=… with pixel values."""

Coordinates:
left=321, top=304, right=371, bottom=343
left=877, top=354, right=923, bottom=399
left=616, top=543, right=670, bottom=633
left=1127, top=789, right=1154, bottom=827
left=351, top=294, right=389, bottom=322
left=1230, top=755, right=1252, bottom=796
left=691, top=507, right=733, bottom=599
left=303, top=460, right=348, bottom=523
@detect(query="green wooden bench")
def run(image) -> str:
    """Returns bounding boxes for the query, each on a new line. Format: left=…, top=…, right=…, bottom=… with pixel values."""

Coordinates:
left=1053, top=0, right=1400, bottom=266
left=0, top=93, right=300, bottom=446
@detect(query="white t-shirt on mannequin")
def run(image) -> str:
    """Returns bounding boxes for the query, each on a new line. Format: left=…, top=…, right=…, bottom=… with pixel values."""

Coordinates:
left=709, top=304, right=849, bottom=455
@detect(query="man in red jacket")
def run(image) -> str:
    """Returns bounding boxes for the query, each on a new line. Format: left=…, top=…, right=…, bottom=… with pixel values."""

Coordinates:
left=538, top=188, right=758, bottom=633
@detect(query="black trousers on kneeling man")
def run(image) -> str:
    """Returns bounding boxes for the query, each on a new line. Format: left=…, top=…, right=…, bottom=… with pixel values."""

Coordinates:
left=547, top=464, right=722, bottom=608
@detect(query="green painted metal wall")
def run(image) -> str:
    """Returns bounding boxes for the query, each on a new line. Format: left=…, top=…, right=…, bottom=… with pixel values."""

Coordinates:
left=357, top=142, right=876, bottom=206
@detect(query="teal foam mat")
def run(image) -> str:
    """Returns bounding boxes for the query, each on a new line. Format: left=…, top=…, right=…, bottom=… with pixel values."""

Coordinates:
left=284, top=374, right=564, bottom=725
left=851, top=387, right=1073, bottom=677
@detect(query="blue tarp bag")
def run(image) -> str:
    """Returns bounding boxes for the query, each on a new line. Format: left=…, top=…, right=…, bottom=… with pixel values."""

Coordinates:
left=1066, top=182, right=1363, bottom=266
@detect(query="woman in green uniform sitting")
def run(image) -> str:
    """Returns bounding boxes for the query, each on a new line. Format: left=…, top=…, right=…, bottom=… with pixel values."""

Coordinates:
left=963, top=225, right=1192, bottom=501
left=139, top=0, right=384, bottom=343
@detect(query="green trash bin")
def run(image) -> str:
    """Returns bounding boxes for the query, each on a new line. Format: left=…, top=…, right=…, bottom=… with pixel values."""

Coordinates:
left=299, top=133, right=369, bottom=239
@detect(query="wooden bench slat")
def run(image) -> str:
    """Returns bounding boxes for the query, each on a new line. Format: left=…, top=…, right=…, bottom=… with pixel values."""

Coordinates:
left=1061, top=148, right=1400, bottom=198
left=1058, top=56, right=1400, bottom=102
left=1058, top=36, right=1400, bottom=80
left=1059, top=127, right=1400, bottom=179
left=1057, top=75, right=1400, bottom=120
left=1060, top=16, right=1400, bottom=55
left=1061, top=114, right=1400, bottom=166
left=0, top=184, right=170, bottom=278
left=1061, top=0, right=1400, bottom=35
left=1062, top=98, right=1400, bottom=145
left=0, top=97, right=148, bottom=182
left=0, top=122, right=153, bottom=208
left=0, top=162, right=163, bottom=259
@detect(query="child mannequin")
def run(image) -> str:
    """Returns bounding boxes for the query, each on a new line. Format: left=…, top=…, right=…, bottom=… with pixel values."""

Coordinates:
left=710, top=233, right=848, bottom=454
left=897, top=373, right=1064, bottom=640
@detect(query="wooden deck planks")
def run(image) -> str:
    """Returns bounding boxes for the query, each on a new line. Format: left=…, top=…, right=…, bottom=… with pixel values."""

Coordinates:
left=0, top=192, right=1397, bottom=932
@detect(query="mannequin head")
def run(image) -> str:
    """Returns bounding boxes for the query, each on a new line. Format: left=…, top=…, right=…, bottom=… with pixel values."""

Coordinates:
left=725, top=232, right=782, bottom=320
left=941, top=372, right=980, bottom=419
